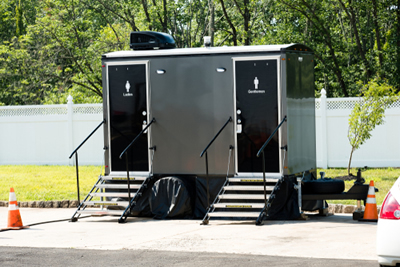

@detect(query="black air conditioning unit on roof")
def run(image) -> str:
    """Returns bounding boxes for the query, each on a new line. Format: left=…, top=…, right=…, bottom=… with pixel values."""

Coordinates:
left=130, top=31, right=176, bottom=50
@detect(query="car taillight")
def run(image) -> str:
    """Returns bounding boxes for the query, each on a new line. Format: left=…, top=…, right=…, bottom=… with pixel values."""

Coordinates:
left=380, top=191, right=400, bottom=219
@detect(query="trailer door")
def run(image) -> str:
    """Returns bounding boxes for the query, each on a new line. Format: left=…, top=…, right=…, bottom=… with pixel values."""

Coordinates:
left=234, top=57, right=281, bottom=175
left=107, top=62, right=150, bottom=174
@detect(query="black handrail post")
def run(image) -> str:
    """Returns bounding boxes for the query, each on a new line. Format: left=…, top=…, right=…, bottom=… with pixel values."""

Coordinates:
left=199, top=116, right=232, bottom=211
left=118, top=118, right=156, bottom=213
left=75, top=152, right=80, bottom=205
left=205, top=151, right=210, bottom=209
left=125, top=152, right=131, bottom=204
left=262, top=151, right=267, bottom=208
left=256, top=115, right=287, bottom=214
left=68, top=119, right=105, bottom=207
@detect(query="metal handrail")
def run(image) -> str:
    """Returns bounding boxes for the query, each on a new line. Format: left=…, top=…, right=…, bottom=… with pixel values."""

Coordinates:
left=119, top=118, right=156, bottom=204
left=256, top=116, right=287, bottom=157
left=69, top=119, right=106, bottom=159
left=68, top=119, right=106, bottom=204
left=200, top=117, right=232, bottom=158
left=199, top=116, right=233, bottom=210
left=256, top=115, right=287, bottom=210
left=119, top=118, right=156, bottom=159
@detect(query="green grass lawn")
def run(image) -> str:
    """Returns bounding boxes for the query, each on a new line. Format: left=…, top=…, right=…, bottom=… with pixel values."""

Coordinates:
left=0, top=165, right=103, bottom=201
left=0, top=165, right=398, bottom=205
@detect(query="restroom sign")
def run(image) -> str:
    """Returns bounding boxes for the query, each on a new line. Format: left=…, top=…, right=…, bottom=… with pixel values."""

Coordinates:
left=123, top=80, right=133, bottom=97
left=248, top=77, right=265, bottom=94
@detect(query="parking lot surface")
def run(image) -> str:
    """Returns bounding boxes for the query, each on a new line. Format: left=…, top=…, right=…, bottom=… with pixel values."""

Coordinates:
left=0, top=208, right=377, bottom=261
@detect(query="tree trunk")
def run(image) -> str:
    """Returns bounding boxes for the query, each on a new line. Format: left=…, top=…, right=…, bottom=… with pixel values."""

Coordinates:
left=348, top=147, right=355, bottom=175
left=371, top=0, right=383, bottom=74
left=209, top=0, right=215, bottom=46
left=244, top=0, right=250, bottom=45
left=141, top=0, right=153, bottom=30
left=219, top=0, right=237, bottom=46
left=163, top=0, right=168, bottom=33
left=339, top=0, right=372, bottom=81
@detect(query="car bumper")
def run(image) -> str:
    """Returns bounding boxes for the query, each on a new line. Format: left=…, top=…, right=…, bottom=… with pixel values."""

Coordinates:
left=377, top=218, right=400, bottom=266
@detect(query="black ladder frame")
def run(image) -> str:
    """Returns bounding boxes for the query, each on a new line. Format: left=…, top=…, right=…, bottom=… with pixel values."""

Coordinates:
left=200, top=116, right=233, bottom=213
left=118, top=118, right=156, bottom=223
left=69, top=119, right=106, bottom=208
left=255, top=115, right=287, bottom=225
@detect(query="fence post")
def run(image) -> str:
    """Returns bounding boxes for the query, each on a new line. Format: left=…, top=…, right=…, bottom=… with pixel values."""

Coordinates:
left=320, top=89, right=328, bottom=169
left=67, top=95, right=74, bottom=166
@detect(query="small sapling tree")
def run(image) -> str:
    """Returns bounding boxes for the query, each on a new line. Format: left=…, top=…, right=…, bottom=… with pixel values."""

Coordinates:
left=347, top=79, right=397, bottom=175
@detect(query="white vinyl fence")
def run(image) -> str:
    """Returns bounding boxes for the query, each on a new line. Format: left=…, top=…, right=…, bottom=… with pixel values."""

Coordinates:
left=0, top=93, right=399, bottom=167
left=0, top=96, right=104, bottom=165
left=316, top=89, right=400, bottom=169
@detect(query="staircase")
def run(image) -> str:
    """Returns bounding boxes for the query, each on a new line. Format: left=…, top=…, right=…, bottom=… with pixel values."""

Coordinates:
left=202, top=175, right=282, bottom=225
left=71, top=174, right=151, bottom=222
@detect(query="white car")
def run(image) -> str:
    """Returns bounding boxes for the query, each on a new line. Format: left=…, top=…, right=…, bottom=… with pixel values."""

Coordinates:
left=377, top=176, right=400, bottom=266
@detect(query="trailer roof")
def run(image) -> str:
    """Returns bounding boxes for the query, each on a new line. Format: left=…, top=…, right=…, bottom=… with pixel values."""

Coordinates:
left=103, top=43, right=313, bottom=58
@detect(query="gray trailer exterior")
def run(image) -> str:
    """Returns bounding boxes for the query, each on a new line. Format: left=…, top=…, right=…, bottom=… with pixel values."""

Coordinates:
left=101, top=44, right=316, bottom=179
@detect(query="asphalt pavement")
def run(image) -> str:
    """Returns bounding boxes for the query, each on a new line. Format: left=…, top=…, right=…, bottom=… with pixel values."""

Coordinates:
left=0, top=207, right=378, bottom=266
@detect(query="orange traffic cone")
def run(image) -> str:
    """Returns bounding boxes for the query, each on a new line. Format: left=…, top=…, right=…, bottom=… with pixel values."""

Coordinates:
left=359, top=180, right=378, bottom=222
left=4, top=188, right=29, bottom=230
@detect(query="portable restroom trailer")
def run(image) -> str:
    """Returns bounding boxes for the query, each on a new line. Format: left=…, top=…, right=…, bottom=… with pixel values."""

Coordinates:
left=96, top=32, right=316, bottom=224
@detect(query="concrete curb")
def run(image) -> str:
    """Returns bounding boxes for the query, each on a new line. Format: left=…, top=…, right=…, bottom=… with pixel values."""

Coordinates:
left=327, top=203, right=381, bottom=215
left=0, top=201, right=381, bottom=214
left=0, top=200, right=79, bottom=208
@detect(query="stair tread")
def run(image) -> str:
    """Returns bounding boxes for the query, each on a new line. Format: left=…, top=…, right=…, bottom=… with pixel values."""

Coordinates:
left=76, top=209, right=123, bottom=216
left=224, top=185, right=274, bottom=191
left=89, top=192, right=136, bottom=197
left=208, top=211, right=261, bottom=217
left=83, top=201, right=129, bottom=206
left=96, top=184, right=140, bottom=189
left=213, top=203, right=264, bottom=208
left=228, top=178, right=278, bottom=183
left=101, top=176, right=147, bottom=181
left=218, top=194, right=269, bottom=199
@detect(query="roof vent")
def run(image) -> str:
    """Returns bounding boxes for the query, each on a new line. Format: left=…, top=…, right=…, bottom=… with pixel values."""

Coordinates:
left=130, top=31, right=176, bottom=50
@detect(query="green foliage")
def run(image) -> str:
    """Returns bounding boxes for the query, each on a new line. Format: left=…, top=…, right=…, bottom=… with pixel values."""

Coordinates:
left=0, top=0, right=400, bottom=104
left=347, top=79, right=398, bottom=174
left=15, top=0, right=24, bottom=37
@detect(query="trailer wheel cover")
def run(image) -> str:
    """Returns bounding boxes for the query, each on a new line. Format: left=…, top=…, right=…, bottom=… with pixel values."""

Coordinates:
left=302, top=178, right=345, bottom=194
left=149, top=176, right=194, bottom=219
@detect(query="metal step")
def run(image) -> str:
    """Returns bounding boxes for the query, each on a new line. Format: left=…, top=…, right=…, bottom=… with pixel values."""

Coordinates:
left=96, top=184, right=141, bottom=189
left=101, top=176, right=147, bottom=181
left=208, top=211, right=261, bottom=218
left=76, top=209, right=123, bottom=216
left=213, top=203, right=264, bottom=209
left=89, top=192, right=136, bottom=198
left=228, top=178, right=278, bottom=183
left=83, top=201, right=129, bottom=206
left=218, top=194, right=269, bottom=200
left=224, top=185, right=274, bottom=191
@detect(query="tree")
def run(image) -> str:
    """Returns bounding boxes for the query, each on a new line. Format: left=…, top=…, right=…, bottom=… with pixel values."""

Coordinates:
left=347, top=79, right=398, bottom=175
left=1, top=0, right=400, bottom=104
